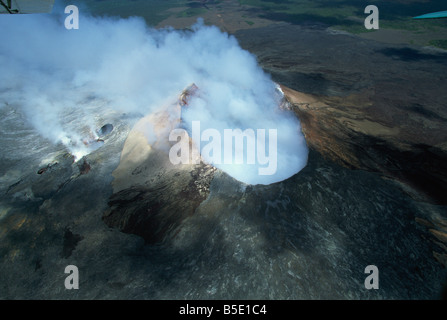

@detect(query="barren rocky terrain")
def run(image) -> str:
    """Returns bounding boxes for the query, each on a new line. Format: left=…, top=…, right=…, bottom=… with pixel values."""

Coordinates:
left=1, top=0, right=447, bottom=300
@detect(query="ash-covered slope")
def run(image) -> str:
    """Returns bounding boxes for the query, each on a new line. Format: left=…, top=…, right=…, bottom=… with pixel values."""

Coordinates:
left=103, top=104, right=216, bottom=244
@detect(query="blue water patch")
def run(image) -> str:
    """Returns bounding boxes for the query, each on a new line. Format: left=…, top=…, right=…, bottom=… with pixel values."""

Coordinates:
left=413, top=10, right=447, bottom=19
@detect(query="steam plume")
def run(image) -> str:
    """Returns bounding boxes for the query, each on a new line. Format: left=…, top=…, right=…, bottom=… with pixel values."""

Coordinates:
left=0, top=9, right=308, bottom=185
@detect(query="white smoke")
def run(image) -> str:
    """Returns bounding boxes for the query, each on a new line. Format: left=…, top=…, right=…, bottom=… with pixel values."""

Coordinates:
left=0, top=8, right=308, bottom=185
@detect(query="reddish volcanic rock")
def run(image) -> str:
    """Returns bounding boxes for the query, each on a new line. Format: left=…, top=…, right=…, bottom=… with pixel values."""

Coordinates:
left=281, top=84, right=447, bottom=205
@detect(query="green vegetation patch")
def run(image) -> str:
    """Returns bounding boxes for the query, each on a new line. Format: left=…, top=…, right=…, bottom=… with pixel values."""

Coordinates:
left=78, top=0, right=190, bottom=26
left=239, top=0, right=447, bottom=47
left=429, top=39, right=447, bottom=50
left=177, top=7, right=207, bottom=18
